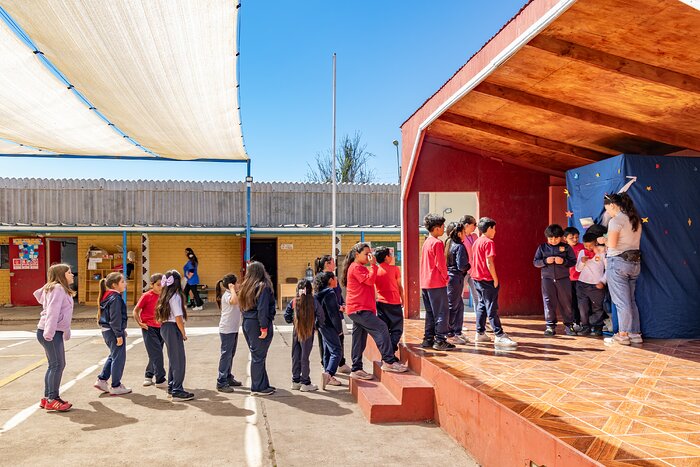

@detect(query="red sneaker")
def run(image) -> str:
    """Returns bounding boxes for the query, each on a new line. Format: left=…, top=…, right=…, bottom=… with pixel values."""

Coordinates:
left=45, top=398, right=72, bottom=412
left=39, top=398, right=47, bottom=409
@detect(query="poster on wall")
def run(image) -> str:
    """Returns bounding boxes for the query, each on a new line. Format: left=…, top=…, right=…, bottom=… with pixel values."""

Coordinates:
left=12, top=238, right=42, bottom=270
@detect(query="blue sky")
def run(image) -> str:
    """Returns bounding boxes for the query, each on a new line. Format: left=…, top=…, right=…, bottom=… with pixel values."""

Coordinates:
left=1, top=1, right=526, bottom=184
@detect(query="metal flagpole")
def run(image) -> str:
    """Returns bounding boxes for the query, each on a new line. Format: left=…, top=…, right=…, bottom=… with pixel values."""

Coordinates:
left=331, top=53, right=337, bottom=263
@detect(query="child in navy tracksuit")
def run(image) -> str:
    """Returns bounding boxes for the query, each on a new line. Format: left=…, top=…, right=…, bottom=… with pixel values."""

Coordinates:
left=445, top=222, right=470, bottom=345
left=284, top=279, right=322, bottom=392
left=533, top=224, right=577, bottom=336
left=240, top=261, right=277, bottom=396
left=94, top=272, right=132, bottom=396
left=314, top=271, right=344, bottom=389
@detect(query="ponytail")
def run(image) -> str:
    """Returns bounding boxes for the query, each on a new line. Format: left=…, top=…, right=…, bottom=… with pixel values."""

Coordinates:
left=341, top=243, right=369, bottom=287
left=293, top=280, right=315, bottom=341
left=605, top=193, right=641, bottom=232
left=215, top=280, right=224, bottom=310
left=96, top=272, right=123, bottom=320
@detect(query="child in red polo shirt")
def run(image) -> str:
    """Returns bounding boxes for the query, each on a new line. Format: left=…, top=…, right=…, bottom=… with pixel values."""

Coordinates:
left=341, top=242, right=407, bottom=380
left=133, top=273, right=167, bottom=388
left=471, top=217, right=517, bottom=348
left=374, top=246, right=404, bottom=355
left=564, top=227, right=584, bottom=327
left=420, top=214, right=453, bottom=351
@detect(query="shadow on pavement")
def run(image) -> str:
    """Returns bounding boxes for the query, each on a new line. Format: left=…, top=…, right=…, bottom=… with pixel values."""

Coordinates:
left=266, top=388, right=353, bottom=416
left=56, top=401, right=138, bottom=431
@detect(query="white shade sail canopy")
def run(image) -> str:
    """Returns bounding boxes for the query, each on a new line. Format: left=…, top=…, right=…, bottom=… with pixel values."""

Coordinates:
left=0, top=0, right=246, bottom=161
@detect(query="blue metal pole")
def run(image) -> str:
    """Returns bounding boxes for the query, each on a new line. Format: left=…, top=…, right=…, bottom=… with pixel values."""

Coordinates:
left=360, top=231, right=365, bottom=243
left=245, top=160, right=251, bottom=262
left=122, top=230, right=127, bottom=303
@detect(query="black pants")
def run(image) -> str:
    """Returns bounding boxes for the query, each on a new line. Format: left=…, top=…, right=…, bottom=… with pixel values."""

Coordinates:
left=319, top=320, right=346, bottom=368
left=348, top=311, right=397, bottom=372
left=183, top=283, right=203, bottom=307
left=291, top=332, right=314, bottom=385
left=577, top=282, right=606, bottom=328
left=141, top=326, right=166, bottom=383
left=376, top=302, right=404, bottom=352
left=242, top=317, right=274, bottom=392
left=217, top=332, right=239, bottom=386
left=571, top=280, right=580, bottom=324
left=541, top=277, right=574, bottom=326
left=421, top=287, right=449, bottom=342
left=160, top=322, right=187, bottom=393
left=474, top=280, right=504, bottom=336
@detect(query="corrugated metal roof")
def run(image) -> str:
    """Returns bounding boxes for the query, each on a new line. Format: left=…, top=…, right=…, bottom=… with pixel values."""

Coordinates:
left=0, top=178, right=400, bottom=228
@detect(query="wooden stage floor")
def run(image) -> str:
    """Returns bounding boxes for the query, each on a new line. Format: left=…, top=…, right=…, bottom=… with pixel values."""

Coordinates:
left=402, top=317, right=700, bottom=466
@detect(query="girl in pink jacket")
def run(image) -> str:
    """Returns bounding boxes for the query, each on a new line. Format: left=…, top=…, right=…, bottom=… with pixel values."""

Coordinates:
left=35, top=263, right=76, bottom=412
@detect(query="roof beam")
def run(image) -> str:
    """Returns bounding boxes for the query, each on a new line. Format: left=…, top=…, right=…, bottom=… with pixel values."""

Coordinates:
left=438, top=111, right=609, bottom=163
left=527, top=35, right=700, bottom=94
left=473, top=82, right=700, bottom=152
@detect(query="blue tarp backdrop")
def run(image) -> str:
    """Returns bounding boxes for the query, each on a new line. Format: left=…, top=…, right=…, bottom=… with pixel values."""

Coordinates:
left=566, top=154, right=700, bottom=338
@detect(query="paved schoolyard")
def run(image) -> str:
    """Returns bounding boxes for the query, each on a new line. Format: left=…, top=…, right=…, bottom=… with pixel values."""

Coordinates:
left=0, top=317, right=476, bottom=466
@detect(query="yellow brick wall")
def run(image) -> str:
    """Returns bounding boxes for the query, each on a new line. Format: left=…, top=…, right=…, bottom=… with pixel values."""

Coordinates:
left=0, top=234, right=10, bottom=304
left=148, top=234, right=243, bottom=300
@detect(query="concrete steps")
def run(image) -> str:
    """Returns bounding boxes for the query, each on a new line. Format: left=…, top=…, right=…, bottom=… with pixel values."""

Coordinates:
left=349, top=356, right=435, bottom=424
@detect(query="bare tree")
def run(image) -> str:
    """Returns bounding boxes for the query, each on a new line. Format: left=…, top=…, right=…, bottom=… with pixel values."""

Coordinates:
left=306, top=132, right=376, bottom=183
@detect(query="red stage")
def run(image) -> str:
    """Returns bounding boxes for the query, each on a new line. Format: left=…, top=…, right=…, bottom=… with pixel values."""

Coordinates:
left=357, top=318, right=700, bottom=466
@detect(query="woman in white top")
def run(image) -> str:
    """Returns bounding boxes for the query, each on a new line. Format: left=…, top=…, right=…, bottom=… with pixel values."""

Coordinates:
left=598, top=193, right=643, bottom=345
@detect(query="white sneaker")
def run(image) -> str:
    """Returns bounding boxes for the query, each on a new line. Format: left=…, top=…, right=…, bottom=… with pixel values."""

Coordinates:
left=155, top=381, right=168, bottom=388
left=338, top=364, right=351, bottom=375
left=143, top=378, right=154, bottom=387
left=192, top=306, right=203, bottom=311
left=290, top=382, right=302, bottom=390
left=474, top=332, right=492, bottom=344
left=300, top=383, right=318, bottom=392
left=381, top=361, right=408, bottom=373
left=629, top=333, right=643, bottom=344
left=109, top=384, right=133, bottom=396
left=452, top=334, right=469, bottom=345
left=494, top=333, right=518, bottom=348
left=350, top=370, right=373, bottom=380
left=93, top=378, right=109, bottom=393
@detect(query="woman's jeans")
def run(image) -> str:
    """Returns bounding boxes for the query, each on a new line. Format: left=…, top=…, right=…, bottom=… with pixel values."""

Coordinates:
left=606, top=256, right=641, bottom=334
left=37, top=329, right=65, bottom=399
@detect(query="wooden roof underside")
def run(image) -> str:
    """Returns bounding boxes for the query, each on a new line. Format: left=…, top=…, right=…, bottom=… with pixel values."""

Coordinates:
left=426, top=0, right=700, bottom=174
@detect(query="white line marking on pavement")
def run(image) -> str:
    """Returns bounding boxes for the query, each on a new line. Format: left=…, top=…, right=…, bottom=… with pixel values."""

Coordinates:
left=244, top=351, right=262, bottom=467
left=0, top=340, right=30, bottom=352
left=0, top=337, right=144, bottom=434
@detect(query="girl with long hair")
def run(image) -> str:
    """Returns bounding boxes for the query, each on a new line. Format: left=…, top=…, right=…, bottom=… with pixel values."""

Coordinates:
left=94, top=272, right=131, bottom=396
left=183, top=247, right=203, bottom=311
left=314, top=271, right=344, bottom=389
left=239, top=261, right=277, bottom=396
left=342, top=243, right=407, bottom=380
left=156, top=270, right=194, bottom=401
left=445, top=222, right=470, bottom=345
left=133, top=273, right=166, bottom=388
left=284, top=280, right=322, bottom=391
left=314, top=254, right=350, bottom=374
left=34, top=263, right=76, bottom=412
left=599, top=193, right=643, bottom=345
left=215, top=273, right=242, bottom=392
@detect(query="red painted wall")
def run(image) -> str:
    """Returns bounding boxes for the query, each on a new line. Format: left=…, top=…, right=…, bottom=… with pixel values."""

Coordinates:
left=403, top=141, right=550, bottom=318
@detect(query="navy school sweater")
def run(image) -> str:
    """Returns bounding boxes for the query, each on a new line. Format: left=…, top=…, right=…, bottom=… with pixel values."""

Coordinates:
left=242, top=286, right=277, bottom=329
left=533, top=242, right=576, bottom=280
left=98, top=291, right=127, bottom=338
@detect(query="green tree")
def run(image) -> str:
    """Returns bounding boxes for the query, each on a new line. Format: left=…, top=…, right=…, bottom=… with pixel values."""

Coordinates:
left=306, top=132, right=376, bottom=183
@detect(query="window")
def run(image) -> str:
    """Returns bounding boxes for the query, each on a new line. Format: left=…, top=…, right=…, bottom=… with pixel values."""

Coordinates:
left=0, top=244, right=9, bottom=269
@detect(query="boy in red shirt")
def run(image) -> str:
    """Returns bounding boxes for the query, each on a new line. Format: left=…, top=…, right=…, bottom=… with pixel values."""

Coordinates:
left=420, top=214, right=454, bottom=351
left=564, top=227, right=584, bottom=327
left=374, top=246, right=404, bottom=354
left=471, top=217, right=517, bottom=348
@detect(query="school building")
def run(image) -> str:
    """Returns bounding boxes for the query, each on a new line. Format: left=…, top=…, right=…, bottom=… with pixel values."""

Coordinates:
left=0, top=177, right=407, bottom=308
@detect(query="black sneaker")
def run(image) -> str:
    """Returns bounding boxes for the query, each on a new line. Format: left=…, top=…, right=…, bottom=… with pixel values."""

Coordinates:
left=591, top=327, right=604, bottom=336
left=217, top=384, right=234, bottom=393
left=432, top=340, right=455, bottom=351
left=228, top=376, right=243, bottom=387
left=167, top=386, right=173, bottom=395
left=420, top=338, right=435, bottom=348
left=251, top=387, right=275, bottom=396
left=564, top=324, right=578, bottom=336
left=578, top=325, right=591, bottom=336
left=544, top=326, right=556, bottom=337
left=171, top=390, right=194, bottom=401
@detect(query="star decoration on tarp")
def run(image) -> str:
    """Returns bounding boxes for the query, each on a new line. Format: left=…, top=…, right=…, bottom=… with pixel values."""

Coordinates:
left=596, top=173, right=601, bottom=177
left=565, top=211, right=573, bottom=218
left=642, top=217, right=649, bottom=223
left=656, top=163, right=661, bottom=169
left=689, top=218, right=693, bottom=227
left=646, top=186, right=652, bottom=191
left=564, top=189, right=570, bottom=197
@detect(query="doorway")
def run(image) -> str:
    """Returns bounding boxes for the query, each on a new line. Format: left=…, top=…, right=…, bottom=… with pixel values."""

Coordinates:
left=9, top=237, right=46, bottom=306
left=46, top=237, right=78, bottom=297
left=250, top=238, right=278, bottom=295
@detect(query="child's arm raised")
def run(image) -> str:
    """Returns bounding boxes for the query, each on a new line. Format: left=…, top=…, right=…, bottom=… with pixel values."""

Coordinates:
left=283, top=298, right=294, bottom=324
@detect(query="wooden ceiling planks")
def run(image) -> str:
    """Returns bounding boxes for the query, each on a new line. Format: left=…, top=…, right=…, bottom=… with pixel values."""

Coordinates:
left=424, top=0, right=700, bottom=173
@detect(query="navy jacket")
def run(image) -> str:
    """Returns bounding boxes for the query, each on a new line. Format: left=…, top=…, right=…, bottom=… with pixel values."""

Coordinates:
left=284, top=296, right=325, bottom=329
left=447, top=241, right=470, bottom=277
left=315, top=287, right=344, bottom=335
left=533, top=242, right=576, bottom=280
left=242, top=286, right=276, bottom=329
left=98, top=291, right=127, bottom=338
